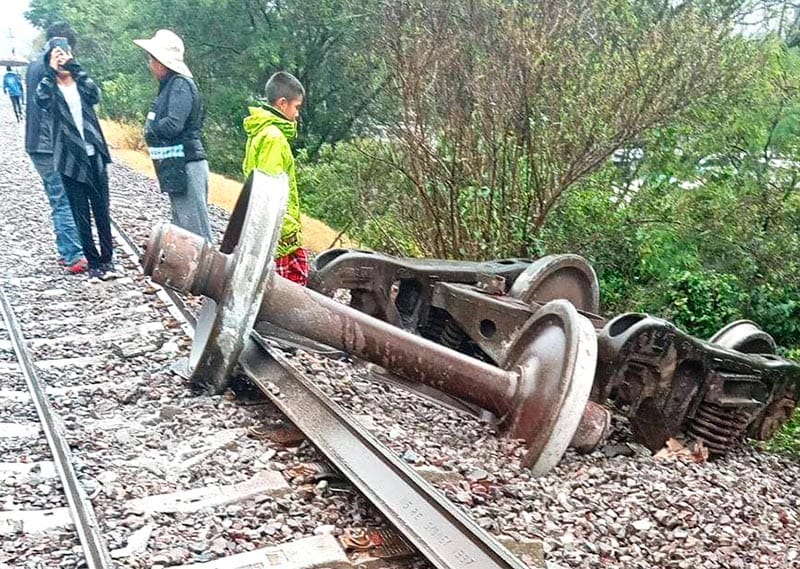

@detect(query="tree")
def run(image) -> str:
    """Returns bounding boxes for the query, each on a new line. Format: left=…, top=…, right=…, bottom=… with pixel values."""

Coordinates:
left=737, top=1, right=800, bottom=46
left=539, top=36, right=800, bottom=345
left=366, top=0, right=754, bottom=259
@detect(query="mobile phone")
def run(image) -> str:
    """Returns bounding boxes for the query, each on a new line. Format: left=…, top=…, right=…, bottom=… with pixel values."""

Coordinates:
left=51, top=37, right=71, bottom=55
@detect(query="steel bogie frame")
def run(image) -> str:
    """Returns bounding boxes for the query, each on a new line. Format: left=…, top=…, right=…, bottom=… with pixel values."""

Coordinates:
left=309, top=249, right=800, bottom=456
left=310, top=248, right=536, bottom=331
left=312, top=250, right=604, bottom=363
left=595, top=314, right=800, bottom=454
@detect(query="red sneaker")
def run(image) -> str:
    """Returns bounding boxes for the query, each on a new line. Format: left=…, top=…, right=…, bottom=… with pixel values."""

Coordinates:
left=65, top=258, right=88, bottom=275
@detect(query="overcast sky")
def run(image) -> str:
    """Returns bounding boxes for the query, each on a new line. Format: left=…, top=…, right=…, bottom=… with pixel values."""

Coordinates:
left=1, top=0, right=40, bottom=59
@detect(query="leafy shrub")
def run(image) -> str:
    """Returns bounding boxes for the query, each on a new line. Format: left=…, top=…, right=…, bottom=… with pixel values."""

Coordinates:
left=747, top=284, right=800, bottom=350
left=660, top=270, right=746, bottom=338
left=98, top=73, right=150, bottom=123
left=203, top=118, right=246, bottom=180
left=297, top=141, right=421, bottom=255
left=764, top=407, right=800, bottom=455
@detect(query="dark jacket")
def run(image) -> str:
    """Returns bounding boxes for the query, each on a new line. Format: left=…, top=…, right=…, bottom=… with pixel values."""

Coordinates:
left=36, top=60, right=111, bottom=186
left=25, top=50, right=53, bottom=154
left=144, top=72, right=206, bottom=162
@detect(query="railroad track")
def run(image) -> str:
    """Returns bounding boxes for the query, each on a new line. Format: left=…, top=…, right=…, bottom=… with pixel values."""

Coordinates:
left=0, top=241, right=189, bottom=568
left=0, top=187, right=533, bottom=568
left=0, top=235, right=383, bottom=568
left=0, top=285, right=112, bottom=568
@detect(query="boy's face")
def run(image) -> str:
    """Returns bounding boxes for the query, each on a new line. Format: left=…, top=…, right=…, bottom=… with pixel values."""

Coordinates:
left=275, top=96, right=303, bottom=122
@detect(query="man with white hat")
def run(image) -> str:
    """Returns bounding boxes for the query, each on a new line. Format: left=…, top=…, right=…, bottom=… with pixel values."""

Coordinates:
left=134, top=29, right=212, bottom=242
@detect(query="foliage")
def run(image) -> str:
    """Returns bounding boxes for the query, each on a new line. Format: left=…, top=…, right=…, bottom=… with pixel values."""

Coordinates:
left=532, top=34, right=800, bottom=352
left=764, top=407, right=800, bottom=455
left=737, top=1, right=800, bottom=47
left=364, top=0, right=753, bottom=259
left=297, top=141, right=421, bottom=254
left=659, top=271, right=746, bottom=338
left=748, top=284, right=800, bottom=344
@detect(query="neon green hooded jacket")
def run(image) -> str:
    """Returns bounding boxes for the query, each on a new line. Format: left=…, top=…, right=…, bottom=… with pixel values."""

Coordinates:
left=242, top=104, right=302, bottom=258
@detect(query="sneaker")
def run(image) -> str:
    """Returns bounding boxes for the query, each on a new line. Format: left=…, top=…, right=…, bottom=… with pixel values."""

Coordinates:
left=99, top=263, right=120, bottom=280
left=57, top=258, right=67, bottom=267
left=87, top=267, right=104, bottom=283
left=65, top=258, right=88, bottom=275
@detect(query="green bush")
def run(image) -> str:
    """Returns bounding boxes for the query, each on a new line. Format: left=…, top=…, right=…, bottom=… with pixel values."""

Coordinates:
left=765, top=406, right=800, bottom=455
left=747, top=284, right=800, bottom=349
left=297, top=141, right=422, bottom=255
left=203, top=118, right=246, bottom=180
left=659, top=270, right=746, bottom=339
left=98, top=73, right=150, bottom=123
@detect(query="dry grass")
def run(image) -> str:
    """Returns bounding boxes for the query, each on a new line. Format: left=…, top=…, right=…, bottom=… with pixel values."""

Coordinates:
left=100, top=119, right=353, bottom=252
left=101, top=119, right=147, bottom=152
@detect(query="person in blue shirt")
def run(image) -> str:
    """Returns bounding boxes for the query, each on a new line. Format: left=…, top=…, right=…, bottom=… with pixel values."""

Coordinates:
left=3, top=66, right=24, bottom=122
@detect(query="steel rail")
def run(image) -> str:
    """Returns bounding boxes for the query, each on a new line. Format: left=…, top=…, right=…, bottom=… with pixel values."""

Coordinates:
left=113, top=220, right=530, bottom=568
left=0, top=287, right=115, bottom=569
left=240, top=334, right=530, bottom=569
left=110, top=219, right=197, bottom=328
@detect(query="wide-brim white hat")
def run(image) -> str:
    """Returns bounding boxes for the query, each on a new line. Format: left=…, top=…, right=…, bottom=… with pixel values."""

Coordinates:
left=134, top=29, right=192, bottom=78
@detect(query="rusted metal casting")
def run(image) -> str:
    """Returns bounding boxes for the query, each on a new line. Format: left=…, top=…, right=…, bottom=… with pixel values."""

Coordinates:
left=310, top=250, right=600, bottom=333
left=709, top=320, right=778, bottom=354
left=142, top=173, right=610, bottom=475
left=309, top=249, right=800, bottom=456
left=594, top=314, right=799, bottom=455
left=144, top=171, right=288, bottom=393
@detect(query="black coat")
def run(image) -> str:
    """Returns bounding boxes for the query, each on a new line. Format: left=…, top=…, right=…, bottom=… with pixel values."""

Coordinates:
left=144, top=73, right=206, bottom=162
left=36, top=61, right=111, bottom=186
left=25, top=50, right=54, bottom=155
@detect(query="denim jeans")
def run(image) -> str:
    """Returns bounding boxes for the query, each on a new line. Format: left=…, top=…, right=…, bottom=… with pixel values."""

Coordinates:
left=29, top=153, right=83, bottom=265
left=168, top=159, right=213, bottom=242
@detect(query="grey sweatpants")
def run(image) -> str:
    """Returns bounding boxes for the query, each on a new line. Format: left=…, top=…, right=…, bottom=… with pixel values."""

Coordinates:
left=169, top=159, right=213, bottom=242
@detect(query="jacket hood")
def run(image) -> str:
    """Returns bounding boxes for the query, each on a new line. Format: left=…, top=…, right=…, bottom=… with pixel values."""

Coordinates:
left=243, top=104, right=297, bottom=141
left=38, top=47, right=50, bottom=66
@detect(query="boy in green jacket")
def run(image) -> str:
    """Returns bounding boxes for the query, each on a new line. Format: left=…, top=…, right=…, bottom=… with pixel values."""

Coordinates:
left=242, top=71, right=308, bottom=285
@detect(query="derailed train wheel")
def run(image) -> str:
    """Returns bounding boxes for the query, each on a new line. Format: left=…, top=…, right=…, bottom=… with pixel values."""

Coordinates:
left=499, top=300, right=599, bottom=475
left=709, top=321, right=798, bottom=442
left=508, top=254, right=601, bottom=315
left=709, top=320, right=777, bottom=354
left=188, top=171, right=289, bottom=393
left=752, top=392, right=798, bottom=441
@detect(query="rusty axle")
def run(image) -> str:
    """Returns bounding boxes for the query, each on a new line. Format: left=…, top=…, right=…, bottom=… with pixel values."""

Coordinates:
left=143, top=220, right=609, bottom=473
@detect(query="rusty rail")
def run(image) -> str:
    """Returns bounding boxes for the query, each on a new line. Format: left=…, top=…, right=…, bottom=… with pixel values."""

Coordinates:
left=241, top=334, right=530, bottom=569
left=0, top=288, right=114, bottom=569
